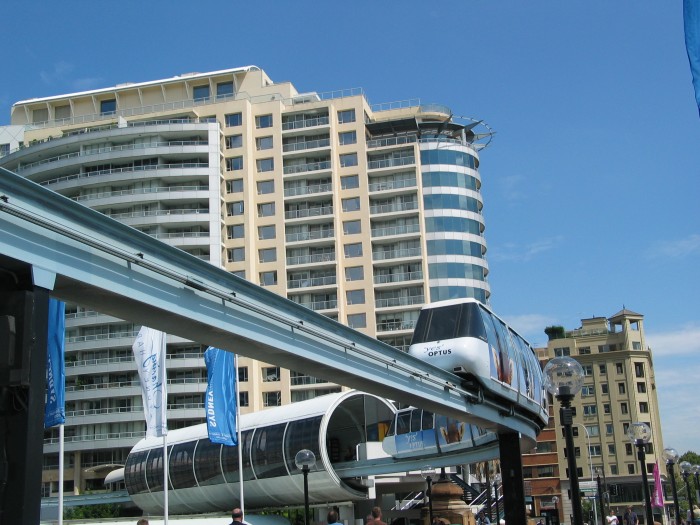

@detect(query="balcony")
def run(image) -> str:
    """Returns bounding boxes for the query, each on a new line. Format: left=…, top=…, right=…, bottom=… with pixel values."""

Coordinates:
left=367, top=135, right=417, bottom=149
left=284, top=182, right=332, bottom=197
left=376, top=320, right=417, bottom=332
left=283, top=160, right=332, bottom=175
left=282, top=115, right=330, bottom=131
left=285, top=229, right=334, bottom=243
left=284, top=206, right=333, bottom=220
left=72, top=184, right=209, bottom=203
left=367, top=156, right=415, bottom=170
left=374, top=270, right=423, bottom=284
left=371, top=223, right=420, bottom=237
left=368, top=177, right=417, bottom=193
left=372, top=247, right=422, bottom=261
left=296, top=299, right=338, bottom=311
left=283, top=137, right=331, bottom=153
left=370, top=201, right=419, bottom=215
left=287, top=275, right=337, bottom=289
left=375, top=295, right=425, bottom=308
left=286, top=252, right=336, bottom=266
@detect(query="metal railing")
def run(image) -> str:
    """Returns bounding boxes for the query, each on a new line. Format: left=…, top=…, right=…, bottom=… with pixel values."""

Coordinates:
left=283, top=160, right=332, bottom=175
left=284, top=206, right=333, bottom=220
left=373, top=270, right=423, bottom=284
left=285, top=229, right=334, bottom=243
left=371, top=223, right=420, bottom=237
left=372, top=247, right=422, bottom=260
left=284, top=182, right=332, bottom=197
left=73, top=185, right=208, bottom=202
left=368, top=177, right=417, bottom=192
left=367, top=135, right=418, bottom=149
left=369, top=201, right=419, bottom=214
left=375, top=295, right=425, bottom=308
left=376, top=320, right=417, bottom=332
left=41, top=163, right=209, bottom=187
left=367, top=156, right=415, bottom=170
left=105, top=208, right=209, bottom=220
left=286, top=252, right=336, bottom=265
left=281, top=116, right=330, bottom=131
left=283, top=137, right=331, bottom=152
left=287, top=275, right=337, bottom=289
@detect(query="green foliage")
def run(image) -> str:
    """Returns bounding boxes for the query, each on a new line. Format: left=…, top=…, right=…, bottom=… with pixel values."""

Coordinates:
left=544, top=326, right=565, bottom=341
left=64, top=503, right=121, bottom=519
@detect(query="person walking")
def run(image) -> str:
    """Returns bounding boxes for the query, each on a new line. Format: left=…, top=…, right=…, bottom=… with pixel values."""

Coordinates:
left=230, top=508, right=246, bottom=525
left=367, top=507, right=387, bottom=525
left=327, top=509, right=343, bottom=525
left=607, top=509, right=619, bottom=525
left=477, top=510, right=491, bottom=525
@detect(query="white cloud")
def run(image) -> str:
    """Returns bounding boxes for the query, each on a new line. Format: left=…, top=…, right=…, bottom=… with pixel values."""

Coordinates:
left=646, top=324, right=700, bottom=357
left=654, top=359, right=700, bottom=454
left=490, top=236, right=564, bottom=263
left=651, top=234, right=700, bottom=258
left=502, top=313, right=558, bottom=345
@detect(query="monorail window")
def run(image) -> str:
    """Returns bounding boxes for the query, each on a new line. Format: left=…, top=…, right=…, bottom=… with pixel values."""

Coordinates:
left=124, top=449, right=149, bottom=495
left=410, top=410, right=422, bottom=432
left=421, top=410, right=434, bottom=430
left=251, top=423, right=287, bottom=479
left=284, top=416, right=322, bottom=473
left=396, top=411, right=411, bottom=435
left=169, top=441, right=197, bottom=489
left=223, top=429, right=254, bottom=483
left=145, top=446, right=169, bottom=492
left=194, top=438, right=224, bottom=486
left=412, top=302, right=486, bottom=344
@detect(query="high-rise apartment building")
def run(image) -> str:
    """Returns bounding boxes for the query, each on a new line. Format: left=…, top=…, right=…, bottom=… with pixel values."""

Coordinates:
left=0, top=66, right=493, bottom=497
left=525, top=309, right=665, bottom=525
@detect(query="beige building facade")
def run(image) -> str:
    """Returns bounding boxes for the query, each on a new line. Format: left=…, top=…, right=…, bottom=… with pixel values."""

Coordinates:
left=0, top=66, right=493, bottom=497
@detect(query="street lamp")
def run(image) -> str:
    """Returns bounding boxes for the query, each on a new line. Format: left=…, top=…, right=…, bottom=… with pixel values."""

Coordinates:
left=494, top=472, right=502, bottom=523
left=422, top=466, right=436, bottom=525
left=662, top=448, right=681, bottom=525
left=693, top=465, right=700, bottom=508
left=577, top=423, right=598, bottom=525
left=295, top=449, right=316, bottom=525
left=544, top=356, right=585, bottom=525
left=628, top=422, right=654, bottom=525
left=595, top=467, right=606, bottom=525
left=553, top=496, right=560, bottom=525
left=681, top=462, right=695, bottom=525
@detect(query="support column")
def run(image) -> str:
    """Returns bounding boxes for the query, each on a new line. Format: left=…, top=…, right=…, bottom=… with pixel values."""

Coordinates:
left=0, top=261, right=51, bottom=525
left=499, top=432, right=527, bottom=525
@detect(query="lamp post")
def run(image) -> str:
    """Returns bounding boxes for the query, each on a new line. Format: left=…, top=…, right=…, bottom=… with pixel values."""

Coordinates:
left=628, top=423, right=654, bottom=525
left=577, top=423, right=598, bottom=525
left=693, top=465, right=700, bottom=510
left=681, top=462, right=694, bottom=525
left=494, top=472, right=502, bottom=523
left=295, top=449, right=316, bottom=525
left=595, top=467, right=606, bottom=525
left=662, top=448, right=681, bottom=525
left=422, top=466, right=435, bottom=525
left=553, top=496, right=560, bottom=525
left=544, top=356, right=585, bottom=525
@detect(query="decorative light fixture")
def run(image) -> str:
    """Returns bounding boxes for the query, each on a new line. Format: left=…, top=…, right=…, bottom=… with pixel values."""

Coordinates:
left=662, top=448, right=681, bottom=525
left=681, top=461, right=695, bottom=525
left=421, top=466, right=436, bottom=525
left=627, top=423, right=654, bottom=525
left=295, top=449, right=316, bottom=525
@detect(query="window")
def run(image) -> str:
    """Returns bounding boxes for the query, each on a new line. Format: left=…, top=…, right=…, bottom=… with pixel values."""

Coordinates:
left=263, top=367, right=280, bottom=382
left=338, top=109, right=356, bottom=123
left=345, top=266, right=364, bottom=281
left=537, top=466, right=554, bottom=478
left=583, top=405, right=597, bottom=416
left=623, top=422, right=630, bottom=434
left=554, top=347, right=570, bottom=357
left=263, top=391, right=281, bottom=407
left=590, top=445, right=602, bottom=456
left=232, top=270, right=245, bottom=279
left=637, top=382, right=647, bottom=393
left=227, top=179, right=243, bottom=193
left=628, top=464, right=635, bottom=475
left=632, top=341, right=642, bottom=350
left=225, top=113, right=242, bottom=127
left=340, top=153, right=358, bottom=167
left=33, top=108, right=49, bottom=122
left=193, top=85, right=210, bottom=101
left=255, top=114, right=273, bottom=128
left=344, top=243, right=363, bottom=258
left=258, top=202, right=275, bottom=217
left=601, top=383, right=609, bottom=394
left=258, top=225, right=276, bottom=240
left=256, top=158, right=274, bottom=172
left=606, top=423, right=614, bottom=435
left=579, top=346, right=591, bottom=355
left=259, top=248, right=277, bottom=263
left=610, top=465, right=618, bottom=475
left=0, top=143, right=9, bottom=157
left=581, top=385, right=594, bottom=397
left=256, top=136, right=273, bottom=150
left=228, top=247, right=244, bottom=262
left=620, top=402, right=628, bottom=414
left=239, top=391, right=249, bottom=407
left=216, top=81, right=234, bottom=99
left=634, top=363, right=645, bottom=377
left=228, top=201, right=244, bottom=216
left=586, top=425, right=600, bottom=437
left=339, top=130, right=357, bottom=145
left=639, top=402, right=649, bottom=413
left=226, top=135, right=242, bottom=149
left=346, top=289, right=365, bottom=305
left=608, top=444, right=616, bottom=454
left=616, top=363, right=624, bottom=374
left=343, top=220, right=361, bottom=235
left=582, top=365, right=593, bottom=376
left=599, top=364, right=607, bottom=374
left=228, top=224, right=244, bottom=239
left=100, top=99, right=116, bottom=115
left=341, top=174, right=359, bottom=189
left=226, top=157, right=243, bottom=171
left=618, top=383, right=626, bottom=394
left=348, top=313, right=367, bottom=329
left=238, top=367, right=248, bottom=382
left=522, top=466, right=534, bottom=478
left=55, top=105, right=71, bottom=120
left=257, top=180, right=274, bottom=194
left=260, top=271, right=277, bottom=286
left=342, top=197, right=360, bottom=212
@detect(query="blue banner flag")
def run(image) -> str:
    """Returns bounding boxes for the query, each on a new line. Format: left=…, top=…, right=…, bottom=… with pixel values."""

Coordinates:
left=204, top=347, right=238, bottom=446
left=45, top=298, right=65, bottom=428
left=684, top=0, right=700, bottom=115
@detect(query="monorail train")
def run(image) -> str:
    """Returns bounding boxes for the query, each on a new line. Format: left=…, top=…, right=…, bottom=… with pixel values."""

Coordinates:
left=123, top=391, right=395, bottom=515
left=408, top=298, right=548, bottom=427
left=382, top=406, right=497, bottom=458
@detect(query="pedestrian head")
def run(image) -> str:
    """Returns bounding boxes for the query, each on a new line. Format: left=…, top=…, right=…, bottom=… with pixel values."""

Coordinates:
left=232, top=508, right=244, bottom=520
left=372, top=507, right=382, bottom=519
left=137, top=520, right=149, bottom=525
left=328, top=510, right=339, bottom=524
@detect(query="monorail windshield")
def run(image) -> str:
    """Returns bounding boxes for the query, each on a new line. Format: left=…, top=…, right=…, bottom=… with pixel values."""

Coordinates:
left=411, top=301, right=487, bottom=344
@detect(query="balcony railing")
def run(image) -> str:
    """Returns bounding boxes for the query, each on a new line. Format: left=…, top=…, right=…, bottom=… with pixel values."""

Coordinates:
left=295, top=299, right=338, bottom=311
left=66, top=330, right=139, bottom=344
left=285, top=229, right=334, bottom=243
left=290, top=375, right=331, bottom=386
left=284, top=182, right=332, bottom=197
left=375, top=295, right=425, bottom=308
left=281, top=115, right=330, bottom=131
left=370, top=201, right=419, bottom=214
left=41, top=163, right=209, bottom=187
left=283, top=137, right=331, bottom=152
left=373, top=270, right=423, bottom=284
left=105, top=208, right=209, bottom=220
left=284, top=206, right=333, bottom=220
left=367, top=156, right=415, bottom=170
left=283, top=160, right=332, bottom=175
left=287, top=275, right=337, bottom=289
left=73, top=185, right=208, bottom=202
left=372, top=247, right=422, bottom=261
left=366, top=135, right=418, bottom=149
left=286, top=252, right=336, bottom=265
left=376, top=320, right=417, bottom=332
left=368, top=177, right=417, bottom=192
left=44, top=430, right=146, bottom=445
left=371, top=223, right=420, bottom=237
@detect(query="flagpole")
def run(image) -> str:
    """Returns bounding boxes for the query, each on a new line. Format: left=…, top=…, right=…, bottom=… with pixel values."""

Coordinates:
left=58, top=424, right=64, bottom=525
left=235, top=353, right=244, bottom=514
left=163, top=433, right=169, bottom=525
left=161, top=334, right=168, bottom=525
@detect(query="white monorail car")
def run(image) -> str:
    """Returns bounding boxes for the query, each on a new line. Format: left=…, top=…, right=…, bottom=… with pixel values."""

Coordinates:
left=124, top=391, right=395, bottom=514
left=408, top=298, right=548, bottom=427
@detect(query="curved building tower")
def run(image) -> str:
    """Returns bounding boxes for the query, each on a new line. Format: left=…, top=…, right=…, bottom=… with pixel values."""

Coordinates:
left=0, top=66, right=493, bottom=502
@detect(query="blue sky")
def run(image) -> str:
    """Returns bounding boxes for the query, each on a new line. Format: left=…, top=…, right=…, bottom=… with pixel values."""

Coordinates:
left=2, top=1, right=698, bottom=454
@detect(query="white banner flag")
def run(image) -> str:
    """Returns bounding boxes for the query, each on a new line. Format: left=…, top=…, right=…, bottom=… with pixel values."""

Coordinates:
left=132, top=326, right=168, bottom=437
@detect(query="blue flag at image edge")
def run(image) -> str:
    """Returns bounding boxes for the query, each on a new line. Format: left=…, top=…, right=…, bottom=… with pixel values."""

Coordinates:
left=204, top=347, right=238, bottom=446
left=684, top=0, right=700, bottom=116
left=45, top=298, right=65, bottom=428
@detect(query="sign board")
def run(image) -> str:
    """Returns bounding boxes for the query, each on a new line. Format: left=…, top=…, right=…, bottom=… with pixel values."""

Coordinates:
left=580, top=481, right=597, bottom=496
